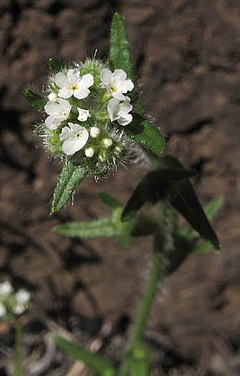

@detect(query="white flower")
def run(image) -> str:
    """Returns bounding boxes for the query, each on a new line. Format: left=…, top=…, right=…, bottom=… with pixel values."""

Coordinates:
left=15, top=289, right=30, bottom=305
left=13, top=305, right=25, bottom=315
left=107, top=97, right=133, bottom=126
left=60, top=123, right=89, bottom=156
left=45, top=98, right=71, bottom=130
left=77, top=108, right=91, bottom=122
left=0, top=302, right=6, bottom=318
left=90, top=127, right=100, bottom=138
left=100, top=68, right=134, bottom=100
left=47, top=92, right=58, bottom=102
left=102, top=138, right=113, bottom=148
left=55, top=69, right=94, bottom=99
left=85, top=147, right=95, bottom=158
left=0, top=281, right=13, bottom=296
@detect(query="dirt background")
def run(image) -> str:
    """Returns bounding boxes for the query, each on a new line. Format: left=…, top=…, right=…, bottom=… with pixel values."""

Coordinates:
left=0, top=0, right=239, bottom=375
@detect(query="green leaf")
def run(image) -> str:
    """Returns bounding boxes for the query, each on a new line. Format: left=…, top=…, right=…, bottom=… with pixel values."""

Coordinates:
left=109, top=13, right=136, bottom=82
left=126, top=115, right=165, bottom=157
left=122, top=156, right=219, bottom=249
left=181, top=196, right=224, bottom=240
left=53, top=333, right=116, bottom=376
left=163, top=157, right=220, bottom=249
left=98, top=192, right=122, bottom=208
left=53, top=217, right=119, bottom=238
left=48, top=57, right=64, bottom=73
left=23, top=86, right=47, bottom=111
left=51, top=160, right=87, bottom=214
left=122, top=164, right=195, bottom=221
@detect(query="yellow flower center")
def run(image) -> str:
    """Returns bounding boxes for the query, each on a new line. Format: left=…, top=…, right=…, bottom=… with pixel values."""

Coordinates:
left=70, top=84, right=78, bottom=90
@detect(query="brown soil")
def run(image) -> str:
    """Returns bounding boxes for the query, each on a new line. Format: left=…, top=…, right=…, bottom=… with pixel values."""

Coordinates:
left=0, top=1, right=239, bottom=375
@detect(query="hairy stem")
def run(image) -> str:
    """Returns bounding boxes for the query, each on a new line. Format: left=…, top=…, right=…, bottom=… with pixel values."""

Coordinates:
left=14, top=318, right=23, bottom=376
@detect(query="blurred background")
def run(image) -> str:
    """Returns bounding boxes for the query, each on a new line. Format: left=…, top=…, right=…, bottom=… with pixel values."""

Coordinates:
left=0, top=0, right=239, bottom=374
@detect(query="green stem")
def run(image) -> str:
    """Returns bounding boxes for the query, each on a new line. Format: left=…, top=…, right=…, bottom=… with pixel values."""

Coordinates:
left=14, top=318, right=23, bottom=376
left=131, top=241, right=164, bottom=347
left=119, top=203, right=168, bottom=376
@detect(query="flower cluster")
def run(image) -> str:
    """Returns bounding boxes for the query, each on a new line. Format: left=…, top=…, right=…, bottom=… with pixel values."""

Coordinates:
left=37, top=59, right=135, bottom=177
left=0, top=281, right=31, bottom=319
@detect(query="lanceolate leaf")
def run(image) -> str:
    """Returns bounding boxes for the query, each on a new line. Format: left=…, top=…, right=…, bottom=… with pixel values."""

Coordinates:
left=181, top=196, right=224, bottom=240
left=122, top=166, right=195, bottom=221
left=48, top=57, right=64, bottom=73
left=110, top=14, right=165, bottom=156
left=109, top=13, right=136, bottom=82
left=53, top=334, right=116, bottom=376
left=126, top=115, right=165, bottom=157
left=51, top=161, right=87, bottom=214
left=23, top=87, right=47, bottom=111
left=98, top=192, right=122, bottom=208
left=53, top=218, right=119, bottom=238
left=122, top=156, right=220, bottom=249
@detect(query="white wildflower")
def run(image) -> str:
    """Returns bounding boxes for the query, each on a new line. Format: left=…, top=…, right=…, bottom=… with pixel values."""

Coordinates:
left=13, top=305, right=25, bottom=315
left=47, top=92, right=58, bottom=102
left=90, top=127, right=101, bottom=138
left=85, top=147, right=95, bottom=158
left=0, top=302, right=6, bottom=319
left=0, top=281, right=13, bottom=296
left=15, top=289, right=30, bottom=305
left=60, top=123, right=89, bottom=156
left=100, top=68, right=134, bottom=100
left=44, top=98, right=71, bottom=130
left=102, top=138, right=113, bottom=148
left=77, top=108, right=91, bottom=122
left=107, top=97, right=133, bottom=126
left=55, top=69, right=94, bottom=99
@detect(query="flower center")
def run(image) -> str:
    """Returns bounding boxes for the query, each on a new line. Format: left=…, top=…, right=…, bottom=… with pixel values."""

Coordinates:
left=76, top=132, right=83, bottom=139
left=70, top=84, right=78, bottom=91
left=110, top=84, right=118, bottom=92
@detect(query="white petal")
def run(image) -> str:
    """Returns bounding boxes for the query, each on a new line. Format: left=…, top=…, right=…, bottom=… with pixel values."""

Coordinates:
left=107, top=98, right=120, bottom=121
left=60, top=126, right=72, bottom=141
left=119, top=100, right=133, bottom=115
left=112, top=69, right=127, bottom=82
left=74, top=87, right=90, bottom=99
left=118, top=79, right=134, bottom=93
left=67, top=68, right=80, bottom=84
left=62, top=140, right=77, bottom=155
left=117, top=113, right=133, bottom=126
left=100, top=68, right=112, bottom=84
left=58, top=98, right=71, bottom=111
left=55, top=72, right=68, bottom=88
left=77, top=108, right=90, bottom=122
left=44, top=101, right=59, bottom=115
left=45, top=115, right=60, bottom=130
left=80, top=73, right=94, bottom=88
left=58, top=87, right=73, bottom=98
left=111, top=91, right=125, bottom=101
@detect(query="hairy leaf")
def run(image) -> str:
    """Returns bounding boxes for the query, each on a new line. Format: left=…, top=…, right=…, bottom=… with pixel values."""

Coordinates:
left=53, top=334, right=116, bottom=376
left=109, top=13, right=135, bottom=82
left=122, top=156, right=219, bottom=249
left=53, top=218, right=119, bottom=238
left=48, top=57, right=64, bottom=73
left=51, top=161, right=87, bottom=214
left=23, top=87, right=47, bottom=111
left=98, top=192, right=122, bottom=208
left=126, top=115, right=165, bottom=157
